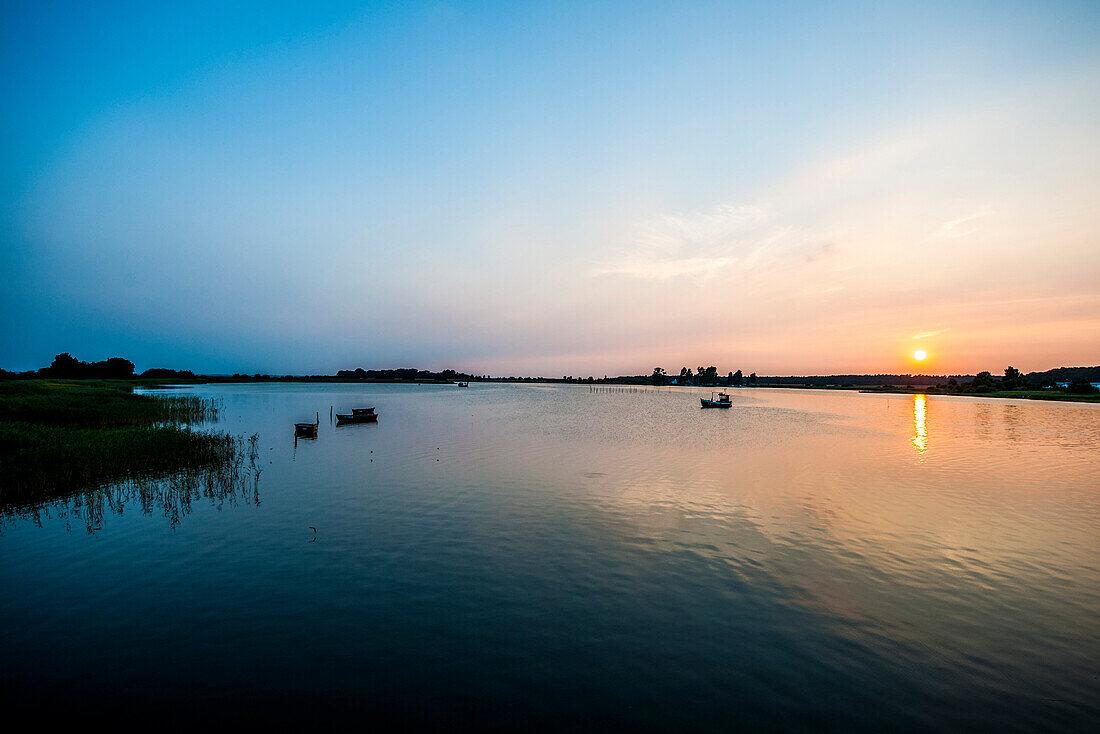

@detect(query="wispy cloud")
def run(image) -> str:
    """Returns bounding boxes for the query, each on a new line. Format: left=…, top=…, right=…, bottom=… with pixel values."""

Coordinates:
left=590, top=203, right=833, bottom=281
left=934, top=207, right=992, bottom=239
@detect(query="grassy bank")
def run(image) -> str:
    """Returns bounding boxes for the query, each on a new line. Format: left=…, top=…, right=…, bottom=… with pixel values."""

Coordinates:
left=0, top=381, right=238, bottom=508
left=857, top=386, right=1100, bottom=403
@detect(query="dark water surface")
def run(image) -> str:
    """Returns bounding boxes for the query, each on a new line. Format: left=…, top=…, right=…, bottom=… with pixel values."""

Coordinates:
left=2, top=384, right=1098, bottom=730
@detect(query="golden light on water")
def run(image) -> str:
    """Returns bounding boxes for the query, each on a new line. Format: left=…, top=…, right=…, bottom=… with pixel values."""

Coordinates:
left=913, top=350, right=928, bottom=361
left=912, top=394, right=928, bottom=456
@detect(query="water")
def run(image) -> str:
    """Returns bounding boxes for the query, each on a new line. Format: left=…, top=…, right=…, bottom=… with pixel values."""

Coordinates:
left=2, top=384, right=1098, bottom=730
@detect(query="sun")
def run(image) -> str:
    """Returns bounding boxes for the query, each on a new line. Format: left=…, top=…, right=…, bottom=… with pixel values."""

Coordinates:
left=913, top=350, right=928, bottom=361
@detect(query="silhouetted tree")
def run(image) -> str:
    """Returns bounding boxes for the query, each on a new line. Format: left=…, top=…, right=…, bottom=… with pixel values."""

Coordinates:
left=973, top=371, right=993, bottom=386
left=652, top=367, right=667, bottom=386
left=41, top=353, right=135, bottom=378
left=730, top=369, right=743, bottom=387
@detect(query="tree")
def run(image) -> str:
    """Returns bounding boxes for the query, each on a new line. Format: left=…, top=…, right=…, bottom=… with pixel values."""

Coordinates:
left=42, top=353, right=134, bottom=378
left=702, top=366, right=718, bottom=385
left=652, top=367, right=667, bottom=386
left=730, top=369, right=743, bottom=387
left=104, top=357, right=135, bottom=377
left=1003, top=366, right=1022, bottom=390
left=748, top=372, right=757, bottom=385
left=49, top=353, right=81, bottom=375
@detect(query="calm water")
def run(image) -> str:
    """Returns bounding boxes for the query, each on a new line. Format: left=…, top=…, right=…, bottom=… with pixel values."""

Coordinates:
left=2, top=384, right=1098, bottom=730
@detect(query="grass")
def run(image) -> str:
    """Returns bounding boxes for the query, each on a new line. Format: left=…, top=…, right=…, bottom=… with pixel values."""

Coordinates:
left=858, top=386, right=1100, bottom=402
left=0, top=379, right=217, bottom=426
left=0, top=380, right=243, bottom=511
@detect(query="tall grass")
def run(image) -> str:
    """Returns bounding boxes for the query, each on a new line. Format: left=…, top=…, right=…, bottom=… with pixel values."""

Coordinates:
left=0, top=380, right=218, bottom=427
left=3, top=432, right=261, bottom=531
left=0, top=380, right=246, bottom=515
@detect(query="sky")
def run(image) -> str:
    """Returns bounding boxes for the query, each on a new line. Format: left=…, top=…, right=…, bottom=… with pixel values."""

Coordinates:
left=2, top=0, right=1098, bottom=376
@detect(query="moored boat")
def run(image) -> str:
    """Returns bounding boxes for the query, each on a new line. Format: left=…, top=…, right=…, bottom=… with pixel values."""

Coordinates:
left=295, top=413, right=320, bottom=437
left=337, top=409, right=378, bottom=424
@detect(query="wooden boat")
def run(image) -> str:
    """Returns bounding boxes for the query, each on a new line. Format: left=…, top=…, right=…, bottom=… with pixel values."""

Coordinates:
left=700, top=391, right=732, bottom=409
left=336, top=410, right=378, bottom=425
left=295, top=413, right=319, bottom=437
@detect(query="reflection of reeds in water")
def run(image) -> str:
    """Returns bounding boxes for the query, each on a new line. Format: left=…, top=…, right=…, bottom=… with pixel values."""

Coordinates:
left=2, top=432, right=262, bottom=532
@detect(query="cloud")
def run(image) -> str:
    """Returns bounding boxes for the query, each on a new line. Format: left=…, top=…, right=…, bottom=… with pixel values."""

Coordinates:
left=590, top=202, right=834, bottom=281
left=934, top=207, right=992, bottom=239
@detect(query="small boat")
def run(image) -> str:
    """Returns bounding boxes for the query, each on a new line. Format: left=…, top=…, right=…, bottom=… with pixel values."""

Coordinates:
left=295, top=412, right=320, bottom=437
left=336, top=409, right=378, bottom=425
left=700, top=391, right=732, bottom=409
left=456, top=381, right=469, bottom=387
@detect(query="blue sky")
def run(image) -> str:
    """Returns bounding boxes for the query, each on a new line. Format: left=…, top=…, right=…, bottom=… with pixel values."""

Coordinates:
left=3, top=1, right=1099, bottom=375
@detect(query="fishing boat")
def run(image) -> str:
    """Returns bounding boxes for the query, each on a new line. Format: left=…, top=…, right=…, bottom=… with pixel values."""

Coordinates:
left=700, top=391, right=732, bottom=409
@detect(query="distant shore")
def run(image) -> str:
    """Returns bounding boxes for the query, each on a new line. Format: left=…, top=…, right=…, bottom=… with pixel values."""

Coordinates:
left=747, top=383, right=1100, bottom=403
left=135, top=377, right=1100, bottom=403
left=6, top=353, right=1099, bottom=404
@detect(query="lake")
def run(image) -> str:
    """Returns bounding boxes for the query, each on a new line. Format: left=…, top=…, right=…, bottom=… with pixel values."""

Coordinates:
left=1, top=384, right=1098, bottom=730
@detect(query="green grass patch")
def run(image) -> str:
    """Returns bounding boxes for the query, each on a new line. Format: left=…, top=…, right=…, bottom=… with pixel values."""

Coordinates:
left=0, top=379, right=216, bottom=427
left=0, top=380, right=240, bottom=511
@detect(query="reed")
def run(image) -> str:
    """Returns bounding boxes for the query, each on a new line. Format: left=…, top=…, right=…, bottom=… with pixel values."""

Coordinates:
left=0, top=380, right=217, bottom=427
left=0, top=380, right=238, bottom=510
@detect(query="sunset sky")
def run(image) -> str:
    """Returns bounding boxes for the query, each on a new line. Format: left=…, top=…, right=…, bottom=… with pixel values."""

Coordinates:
left=3, top=1, right=1098, bottom=376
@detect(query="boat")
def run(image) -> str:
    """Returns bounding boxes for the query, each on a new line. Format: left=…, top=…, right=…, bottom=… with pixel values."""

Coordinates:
left=336, top=409, right=378, bottom=425
left=700, top=391, right=732, bottom=409
left=295, top=412, right=320, bottom=437
left=456, top=381, right=469, bottom=387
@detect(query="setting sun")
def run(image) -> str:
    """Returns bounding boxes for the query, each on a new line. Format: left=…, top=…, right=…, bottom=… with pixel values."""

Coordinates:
left=914, top=350, right=928, bottom=361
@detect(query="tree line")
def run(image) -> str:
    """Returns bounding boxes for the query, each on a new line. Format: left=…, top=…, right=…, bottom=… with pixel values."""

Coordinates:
left=3, top=354, right=1098, bottom=394
left=927, top=366, right=1099, bottom=395
left=650, top=367, right=757, bottom=387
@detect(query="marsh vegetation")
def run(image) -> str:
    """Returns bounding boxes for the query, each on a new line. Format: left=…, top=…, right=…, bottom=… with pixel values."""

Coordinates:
left=0, top=381, right=258, bottom=523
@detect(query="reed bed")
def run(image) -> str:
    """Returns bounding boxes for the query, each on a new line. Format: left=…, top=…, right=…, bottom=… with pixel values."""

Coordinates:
left=0, top=380, right=218, bottom=427
left=3, top=433, right=261, bottom=531
left=0, top=380, right=242, bottom=514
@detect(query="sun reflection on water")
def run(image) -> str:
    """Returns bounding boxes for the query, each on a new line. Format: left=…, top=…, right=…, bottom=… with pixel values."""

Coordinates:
left=912, top=394, right=928, bottom=456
